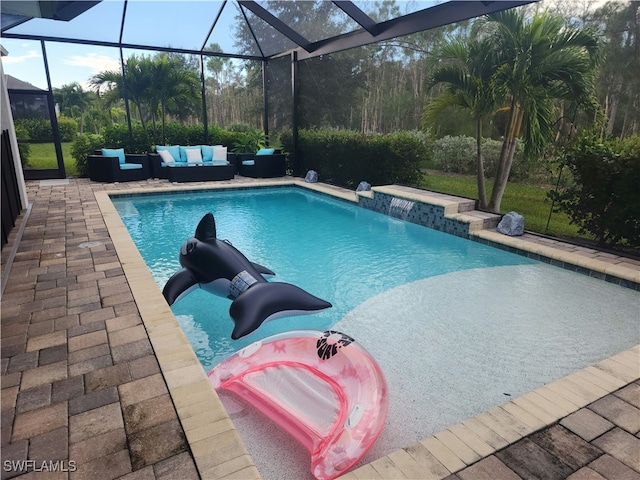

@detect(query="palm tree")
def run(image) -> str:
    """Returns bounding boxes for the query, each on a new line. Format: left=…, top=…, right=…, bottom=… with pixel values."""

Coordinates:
left=53, top=82, right=92, bottom=134
left=150, top=54, right=200, bottom=144
left=423, top=37, right=498, bottom=209
left=91, top=55, right=155, bottom=133
left=475, top=9, right=602, bottom=212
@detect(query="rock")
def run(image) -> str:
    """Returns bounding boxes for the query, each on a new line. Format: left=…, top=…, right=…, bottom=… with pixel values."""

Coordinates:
left=305, top=170, right=318, bottom=183
left=356, top=181, right=371, bottom=192
left=497, top=211, right=525, bottom=236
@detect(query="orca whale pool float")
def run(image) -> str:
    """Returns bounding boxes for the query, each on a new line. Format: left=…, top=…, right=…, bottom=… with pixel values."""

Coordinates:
left=162, top=213, right=332, bottom=339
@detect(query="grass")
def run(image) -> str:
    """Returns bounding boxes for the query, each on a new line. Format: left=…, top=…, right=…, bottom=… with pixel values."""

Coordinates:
left=419, top=170, right=585, bottom=239
left=25, top=142, right=77, bottom=176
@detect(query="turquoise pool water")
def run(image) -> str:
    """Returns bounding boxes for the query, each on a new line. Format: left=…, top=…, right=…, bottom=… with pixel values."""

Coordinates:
left=113, top=187, right=535, bottom=367
left=113, top=186, right=639, bottom=479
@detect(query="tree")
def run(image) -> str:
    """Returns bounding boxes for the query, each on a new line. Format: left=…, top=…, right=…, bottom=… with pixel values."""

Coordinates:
left=475, top=9, right=602, bottom=212
left=91, top=54, right=200, bottom=143
left=91, top=55, right=155, bottom=133
left=53, top=82, right=93, bottom=134
left=586, top=1, right=639, bottom=138
left=423, top=37, right=498, bottom=209
left=150, top=54, right=200, bottom=143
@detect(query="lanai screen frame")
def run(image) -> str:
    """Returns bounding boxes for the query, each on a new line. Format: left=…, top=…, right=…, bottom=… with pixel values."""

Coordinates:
left=1, top=0, right=535, bottom=177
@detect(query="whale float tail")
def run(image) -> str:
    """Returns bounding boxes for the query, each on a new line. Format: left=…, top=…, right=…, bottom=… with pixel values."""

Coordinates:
left=229, top=282, right=332, bottom=339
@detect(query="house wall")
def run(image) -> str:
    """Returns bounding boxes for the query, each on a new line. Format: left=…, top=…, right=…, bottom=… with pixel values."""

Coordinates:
left=1, top=45, right=29, bottom=208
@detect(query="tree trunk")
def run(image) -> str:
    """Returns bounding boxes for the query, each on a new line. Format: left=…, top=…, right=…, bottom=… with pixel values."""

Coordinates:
left=606, top=83, right=622, bottom=136
left=488, top=99, right=521, bottom=213
left=161, top=103, right=167, bottom=145
left=476, top=119, right=487, bottom=209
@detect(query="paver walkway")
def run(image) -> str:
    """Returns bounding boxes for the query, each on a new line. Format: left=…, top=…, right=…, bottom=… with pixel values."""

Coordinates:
left=1, top=177, right=638, bottom=480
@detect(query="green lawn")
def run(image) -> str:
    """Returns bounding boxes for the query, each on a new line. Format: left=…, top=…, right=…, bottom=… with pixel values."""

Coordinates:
left=419, top=170, right=585, bottom=239
left=25, top=142, right=77, bottom=176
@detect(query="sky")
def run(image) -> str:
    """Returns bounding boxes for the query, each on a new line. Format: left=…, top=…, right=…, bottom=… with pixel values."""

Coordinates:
left=1, top=0, right=244, bottom=90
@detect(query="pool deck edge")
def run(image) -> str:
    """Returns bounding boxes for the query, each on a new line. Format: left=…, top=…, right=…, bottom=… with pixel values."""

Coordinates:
left=95, top=190, right=261, bottom=480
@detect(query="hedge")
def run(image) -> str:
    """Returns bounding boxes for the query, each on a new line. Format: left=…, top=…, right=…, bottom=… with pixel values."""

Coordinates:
left=549, top=133, right=640, bottom=247
left=280, top=129, right=428, bottom=188
left=14, top=116, right=78, bottom=143
left=99, top=122, right=247, bottom=153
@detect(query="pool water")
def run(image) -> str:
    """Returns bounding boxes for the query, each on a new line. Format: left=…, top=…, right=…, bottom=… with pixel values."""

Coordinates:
left=114, top=187, right=534, bottom=366
left=113, top=187, right=640, bottom=479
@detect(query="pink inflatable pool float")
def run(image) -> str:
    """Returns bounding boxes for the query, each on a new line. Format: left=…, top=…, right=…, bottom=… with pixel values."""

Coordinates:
left=208, top=330, right=389, bottom=480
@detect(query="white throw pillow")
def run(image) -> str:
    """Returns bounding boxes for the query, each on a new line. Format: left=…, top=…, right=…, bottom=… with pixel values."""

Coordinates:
left=157, top=149, right=174, bottom=163
left=212, top=146, right=227, bottom=161
left=186, top=148, right=203, bottom=163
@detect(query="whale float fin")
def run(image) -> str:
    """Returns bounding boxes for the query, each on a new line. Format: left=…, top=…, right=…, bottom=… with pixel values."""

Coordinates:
left=163, top=268, right=199, bottom=305
left=194, top=213, right=216, bottom=242
left=229, top=282, right=332, bottom=339
left=251, top=262, right=276, bottom=277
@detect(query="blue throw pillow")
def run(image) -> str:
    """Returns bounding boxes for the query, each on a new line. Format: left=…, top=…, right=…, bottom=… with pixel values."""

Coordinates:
left=179, top=146, right=200, bottom=162
left=102, top=148, right=126, bottom=164
left=256, top=148, right=275, bottom=156
left=200, top=145, right=213, bottom=162
left=156, top=145, right=181, bottom=162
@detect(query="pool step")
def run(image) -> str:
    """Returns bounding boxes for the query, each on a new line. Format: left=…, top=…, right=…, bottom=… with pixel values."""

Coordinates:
left=358, top=185, right=501, bottom=238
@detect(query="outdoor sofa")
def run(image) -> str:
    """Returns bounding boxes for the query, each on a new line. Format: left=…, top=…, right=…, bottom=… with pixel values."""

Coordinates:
left=237, top=148, right=286, bottom=178
left=149, top=145, right=235, bottom=182
left=87, top=148, right=151, bottom=182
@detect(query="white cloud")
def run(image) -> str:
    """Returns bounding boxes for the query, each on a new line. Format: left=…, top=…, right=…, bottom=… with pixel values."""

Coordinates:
left=2, top=50, right=41, bottom=64
left=64, top=53, right=120, bottom=74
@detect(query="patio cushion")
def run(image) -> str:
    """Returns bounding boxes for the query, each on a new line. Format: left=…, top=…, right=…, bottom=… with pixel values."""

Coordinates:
left=180, top=146, right=200, bottom=162
left=256, top=148, right=275, bottom=156
left=156, top=145, right=181, bottom=162
left=200, top=145, right=214, bottom=162
left=242, top=160, right=255, bottom=166
left=119, top=163, right=143, bottom=170
left=211, top=160, right=230, bottom=166
left=157, top=149, right=174, bottom=163
left=213, top=146, right=228, bottom=161
left=186, top=148, right=203, bottom=164
left=102, top=148, right=126, bottom=164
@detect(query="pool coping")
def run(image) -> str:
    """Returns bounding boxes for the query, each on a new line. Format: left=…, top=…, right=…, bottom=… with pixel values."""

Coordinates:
left=95, top=179, right=639, bottom=479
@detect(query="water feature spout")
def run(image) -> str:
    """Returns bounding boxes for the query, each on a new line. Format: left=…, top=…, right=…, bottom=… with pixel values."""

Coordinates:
left=388, top=197, right=415, bottom=220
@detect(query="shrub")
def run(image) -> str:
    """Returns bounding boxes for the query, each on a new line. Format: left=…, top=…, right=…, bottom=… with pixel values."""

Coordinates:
left=208, top=126, right=244, bottom=147
left=14, top=124, right=31, bottom=167
left=14, top=118, right=52, bottom=142
left=226, top=123, right=254, bottom=133
left=432, top=135, right=477, bottom=174
left=549, top=133, right=640, bottom=247
left=56, top=115, right=78, bottom=142
left=280, top=129, right=428, bottom=188
left=431, top=135, right=537, bottom=181
left=102, top=123, right=150, bottom=153
left=71, top=133, right=104, bottom=177
left=232, top=130, right=267, bottom=153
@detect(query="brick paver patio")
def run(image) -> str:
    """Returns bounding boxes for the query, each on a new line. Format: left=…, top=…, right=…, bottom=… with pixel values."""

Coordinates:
left=1, top=177, right=638, bottom=480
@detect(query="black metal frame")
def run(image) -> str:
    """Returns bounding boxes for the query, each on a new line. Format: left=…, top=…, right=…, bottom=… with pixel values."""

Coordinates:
left=1, top=0, right=535, bottom=179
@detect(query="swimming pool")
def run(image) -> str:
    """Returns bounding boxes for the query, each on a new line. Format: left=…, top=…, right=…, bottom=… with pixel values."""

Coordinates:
left=112, top=186, right=640, bottom=479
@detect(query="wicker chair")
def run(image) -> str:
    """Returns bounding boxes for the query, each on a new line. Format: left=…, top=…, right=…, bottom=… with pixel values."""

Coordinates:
left=87, top=149, right=150, bottom=183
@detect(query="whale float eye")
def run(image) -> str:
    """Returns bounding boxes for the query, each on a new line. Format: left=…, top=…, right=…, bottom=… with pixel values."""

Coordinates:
left=180, top=240, right=196, bottom=255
